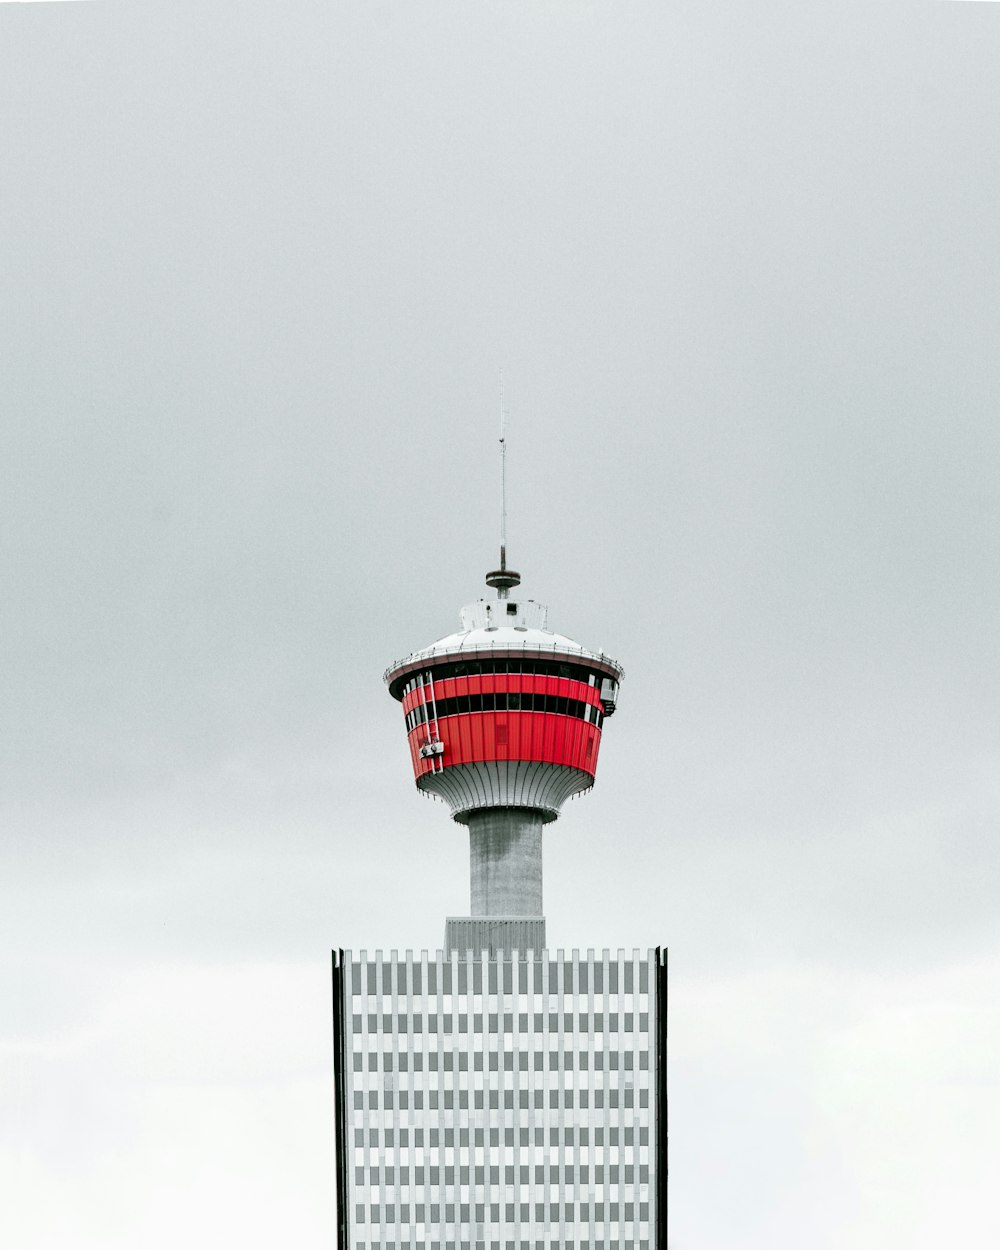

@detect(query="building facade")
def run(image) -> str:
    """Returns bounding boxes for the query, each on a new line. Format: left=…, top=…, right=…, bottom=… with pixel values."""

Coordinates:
left=333, top=560, right=666, bottom=1249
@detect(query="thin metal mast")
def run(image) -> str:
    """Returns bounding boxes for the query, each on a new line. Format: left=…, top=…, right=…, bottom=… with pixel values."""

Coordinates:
left=499, top=372, right=508, bottom=573
left=485, top=372, right=521, bottom=600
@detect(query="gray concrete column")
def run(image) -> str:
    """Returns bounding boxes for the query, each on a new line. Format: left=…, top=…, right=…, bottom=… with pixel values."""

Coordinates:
left=467, top=807, right=544, bottom=916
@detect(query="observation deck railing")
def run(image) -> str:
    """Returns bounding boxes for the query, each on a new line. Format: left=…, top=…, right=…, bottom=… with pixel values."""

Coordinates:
left=384, top=638, right=624, bottom=685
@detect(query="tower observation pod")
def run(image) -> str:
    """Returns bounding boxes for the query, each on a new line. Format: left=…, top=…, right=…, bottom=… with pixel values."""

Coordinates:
left=384, top=562, right=623, bottom=955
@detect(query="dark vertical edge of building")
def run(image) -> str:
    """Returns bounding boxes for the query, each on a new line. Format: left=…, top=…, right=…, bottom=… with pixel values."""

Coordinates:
left=655, top=945, right=669, bottom=1249
left=331, top=949, right=349, bottom=1250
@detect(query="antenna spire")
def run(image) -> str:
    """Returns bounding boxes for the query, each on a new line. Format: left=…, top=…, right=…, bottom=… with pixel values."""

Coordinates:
left=486, top=372, right=521, bottom=600
left=499, top=373, right=507, bottom=571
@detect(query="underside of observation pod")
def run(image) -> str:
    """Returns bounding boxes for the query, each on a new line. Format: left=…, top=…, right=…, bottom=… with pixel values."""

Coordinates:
left=384, top=594, right=623, bottom=824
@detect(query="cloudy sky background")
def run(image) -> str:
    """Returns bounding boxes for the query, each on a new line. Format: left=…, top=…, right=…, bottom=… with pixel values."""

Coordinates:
left=2, top=3, right=998, bottom=1248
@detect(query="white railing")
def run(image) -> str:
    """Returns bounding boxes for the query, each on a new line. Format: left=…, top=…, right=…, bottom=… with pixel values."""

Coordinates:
left=384, top=638, right=624, bottom=685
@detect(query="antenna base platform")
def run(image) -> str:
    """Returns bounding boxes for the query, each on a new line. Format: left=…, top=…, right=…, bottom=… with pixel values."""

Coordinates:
left=485, top=568, right=521, bottom=592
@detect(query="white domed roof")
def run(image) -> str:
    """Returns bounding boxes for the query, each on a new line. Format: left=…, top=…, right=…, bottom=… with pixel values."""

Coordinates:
left=416, top=623, right=590, bottom=658
left=384, top=596, right=623, bottom=689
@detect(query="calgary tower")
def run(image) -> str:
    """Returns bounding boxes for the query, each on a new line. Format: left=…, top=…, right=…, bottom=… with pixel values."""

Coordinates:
left=383, top=545, right=622, bottom=956
left=332, top=407, right=666, bottom=1250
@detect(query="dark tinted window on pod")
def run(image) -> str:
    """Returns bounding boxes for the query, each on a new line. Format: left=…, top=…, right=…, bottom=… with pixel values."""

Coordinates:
left=400, top=656, right=615, bottom=691
left=406, top=693, right=602, bottom=728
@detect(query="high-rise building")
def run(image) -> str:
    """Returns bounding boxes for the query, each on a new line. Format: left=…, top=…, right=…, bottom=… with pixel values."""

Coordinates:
left=332, top=548, right=667, bottom=1250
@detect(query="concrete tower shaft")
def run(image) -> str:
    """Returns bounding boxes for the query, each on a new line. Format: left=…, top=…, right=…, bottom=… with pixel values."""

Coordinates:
left=468, top=807, right=544, bottom=916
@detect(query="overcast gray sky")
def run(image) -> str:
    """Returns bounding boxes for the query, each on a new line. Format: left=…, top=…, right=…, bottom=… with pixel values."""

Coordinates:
left=2, top=3, right=998, bottom=1248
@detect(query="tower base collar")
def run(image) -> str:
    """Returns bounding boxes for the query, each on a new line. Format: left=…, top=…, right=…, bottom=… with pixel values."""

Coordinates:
left=445, top=916, right=546, bottom=957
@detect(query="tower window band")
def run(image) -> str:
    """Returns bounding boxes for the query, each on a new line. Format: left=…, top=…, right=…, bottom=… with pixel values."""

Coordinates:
left=404, top=692, right=604, bottom=734
left=399, top=658, right=611, bottom=696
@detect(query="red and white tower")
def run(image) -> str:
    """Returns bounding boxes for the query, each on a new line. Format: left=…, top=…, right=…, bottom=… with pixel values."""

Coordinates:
left=385, top=543, right=622, bottom=953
